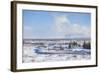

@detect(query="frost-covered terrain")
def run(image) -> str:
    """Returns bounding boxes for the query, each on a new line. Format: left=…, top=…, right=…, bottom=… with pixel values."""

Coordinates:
left=22, top=39, right=91, bottom=63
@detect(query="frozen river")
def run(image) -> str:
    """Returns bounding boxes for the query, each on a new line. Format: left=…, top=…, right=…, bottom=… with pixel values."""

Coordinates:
left=22, top=46, right=91, bottom=63
left=22, top=39, right=91, bottom=63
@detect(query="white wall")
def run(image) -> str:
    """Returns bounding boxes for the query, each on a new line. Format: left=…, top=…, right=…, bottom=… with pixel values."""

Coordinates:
left=0, top=0, right=99, bottom=73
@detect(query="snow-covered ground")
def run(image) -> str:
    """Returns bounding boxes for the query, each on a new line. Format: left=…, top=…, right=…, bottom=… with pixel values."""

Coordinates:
left=23, top=47, right=91, bottom=63
left=22, top=40, right=91, bottom=63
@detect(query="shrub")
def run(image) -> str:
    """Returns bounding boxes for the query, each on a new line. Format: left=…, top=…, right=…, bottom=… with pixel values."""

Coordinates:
left=83, top=42, right=91, bottom=49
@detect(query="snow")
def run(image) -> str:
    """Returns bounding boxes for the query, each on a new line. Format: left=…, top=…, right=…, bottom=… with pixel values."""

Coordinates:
left=22, top=40, right=91, bottom=63
left=23, top=47, right=91, bottom=63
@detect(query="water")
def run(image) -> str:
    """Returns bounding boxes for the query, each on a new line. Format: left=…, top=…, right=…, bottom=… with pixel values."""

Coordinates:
left=22, top=39, right=91, bottom=63
left=22, top=46, right=91, bottom=63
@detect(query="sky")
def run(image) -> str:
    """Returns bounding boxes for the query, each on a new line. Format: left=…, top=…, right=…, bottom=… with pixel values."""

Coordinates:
left=23, top=10, right=91, bottom=39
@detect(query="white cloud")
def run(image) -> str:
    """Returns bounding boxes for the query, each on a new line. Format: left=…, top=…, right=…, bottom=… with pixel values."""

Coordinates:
left=54, top=15, right=70, bottom=33
left=53, top=15, right=91, bottom=39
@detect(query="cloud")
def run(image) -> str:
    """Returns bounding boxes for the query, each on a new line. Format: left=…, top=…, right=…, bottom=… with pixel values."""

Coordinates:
left=23, top=14, right=91, bottom=39
left=53, top=15, right=91, bottom=39
left=54, top=15, right=70, bottom=33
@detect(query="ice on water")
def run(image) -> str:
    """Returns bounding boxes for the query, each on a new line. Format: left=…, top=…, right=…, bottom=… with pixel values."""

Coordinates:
left=22, top=40, right=91, bottom=63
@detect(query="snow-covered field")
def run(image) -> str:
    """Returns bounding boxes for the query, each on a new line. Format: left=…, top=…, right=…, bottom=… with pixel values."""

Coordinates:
left=22, top=40, right=91, bottom=63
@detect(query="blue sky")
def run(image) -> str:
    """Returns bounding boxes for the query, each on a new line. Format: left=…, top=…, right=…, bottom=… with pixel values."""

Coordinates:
left=23, top=10, right=91, bottom=39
